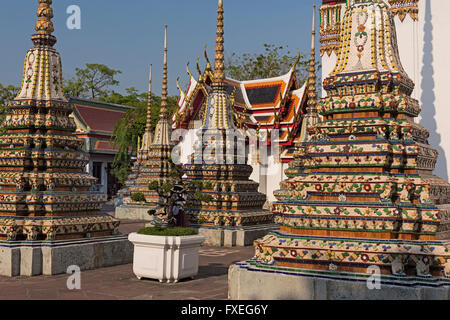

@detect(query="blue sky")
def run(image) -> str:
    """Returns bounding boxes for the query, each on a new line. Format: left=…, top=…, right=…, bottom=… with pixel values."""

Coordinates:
left=0, top=0, right=320, bottom=96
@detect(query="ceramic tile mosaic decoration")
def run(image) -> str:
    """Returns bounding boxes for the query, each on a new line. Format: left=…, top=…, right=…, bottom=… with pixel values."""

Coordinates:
left=181, top=0, right=277, bottom=247
left=118, top=26, right=174, bottom=215
left=0, top=0, right=132, bottom=276
left=229, top=0, right=450, bottom=299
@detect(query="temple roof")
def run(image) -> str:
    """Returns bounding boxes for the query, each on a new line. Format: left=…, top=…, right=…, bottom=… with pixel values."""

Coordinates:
left=70, top=97, right=132, bottom=154
left=173, top=67, right=308, bottom=154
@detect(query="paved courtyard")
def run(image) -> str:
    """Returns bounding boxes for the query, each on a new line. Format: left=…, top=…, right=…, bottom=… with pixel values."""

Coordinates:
left=0, top=203, right=255, bottom=300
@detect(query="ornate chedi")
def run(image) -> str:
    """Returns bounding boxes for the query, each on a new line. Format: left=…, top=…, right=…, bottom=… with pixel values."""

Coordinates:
left=0, top=0, right=119, bottom=241
left=124, top=64, right=154, bottom=194
left=183, top=0, right=273, bottom=232
left=123, top=25, right=173, bottom=207
left=248, top=0, right=450, bottom=283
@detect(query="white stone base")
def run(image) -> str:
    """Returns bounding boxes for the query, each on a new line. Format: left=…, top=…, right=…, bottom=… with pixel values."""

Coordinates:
left=115, top=205, right=155, bottom=221
left=129, top=233, right=205, bottom=283
left=0, top=235, right=133, bottom=277
left=228, top=262, right=450, bottom=300
left=196, top=224, right=279, bottom=247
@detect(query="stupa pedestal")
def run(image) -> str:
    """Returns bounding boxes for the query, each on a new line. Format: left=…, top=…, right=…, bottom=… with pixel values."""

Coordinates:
left=229, top=0, right=450, bottom=299
left=183, top=126, right=277, bottom=247
left=0, top=0, right=132, bottom=276
left=115, top=143, right=172, bottom=221
left=0, top=235, right=133, bottom=276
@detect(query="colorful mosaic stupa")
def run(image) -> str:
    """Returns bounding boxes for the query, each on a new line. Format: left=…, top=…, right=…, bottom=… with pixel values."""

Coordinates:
left=246, top=0, right=450, bottom=283
left=0, top=0, right=119, bottom=241
left=183, top=0, right=273, bottom=235
left=123, top=25, right=173, bottom=207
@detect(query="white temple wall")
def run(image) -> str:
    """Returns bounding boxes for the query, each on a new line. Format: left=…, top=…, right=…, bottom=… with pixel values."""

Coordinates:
left=86, top=154, right=111, bottom=195
left=418, top=0, right=450, bottom=181
left=394, top=14, right=422, bottom=101
left=321, top=52, right=338, bottom=97
left=263, top=154, right=288, bottom=203
left=172, top=128, right=199, bottom=166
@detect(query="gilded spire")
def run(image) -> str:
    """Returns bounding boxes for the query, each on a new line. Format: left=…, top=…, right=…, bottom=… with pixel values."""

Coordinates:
left=16, top=0, right=64, bottom=101
left=33, top=0, right=56, bottom=47
left=213, top=0, right=225, bottom=85
left=146, top=64, right=153, bottom=133
left=152, top=25, right=172, bottom=146
left=160, top=25, right=169, bottom=119
left=299, top=5, right=320, bottom=143
left=200, top=0, right=234, bottom=130
left=306, top=4, right=318, bottom=113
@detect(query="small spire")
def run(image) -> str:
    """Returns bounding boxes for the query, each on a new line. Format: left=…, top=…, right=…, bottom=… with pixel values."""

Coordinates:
left=146, top=64, right=153, bottom=133
left=204, top=45, right=212, bottom=71
left=160, top=25, right=169, bottom=120
left=36, top=0, right=54, bottom=35
left=306, top=5, right=318, bottom=113
left=213, top=0, right=225, bottom=86
left=33, top=0, right=56, bottom=46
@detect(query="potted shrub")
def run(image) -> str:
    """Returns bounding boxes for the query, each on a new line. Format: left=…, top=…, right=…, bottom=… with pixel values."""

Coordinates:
left=128, top=159, right=209, bottom=283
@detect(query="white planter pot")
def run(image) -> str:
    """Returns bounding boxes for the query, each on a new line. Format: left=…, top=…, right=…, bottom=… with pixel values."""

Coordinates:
left=128, top=232, right=205, bottom=283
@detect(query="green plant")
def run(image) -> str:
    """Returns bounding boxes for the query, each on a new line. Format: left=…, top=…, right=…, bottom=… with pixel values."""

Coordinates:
left=204, top=181, right=213, bottom=189
left=137, top=226, right=197, bottom=237
left=196, top=218, right=208, bottom=225
left=131, top=192, right=146, bottom=202
left=147, top=158, right=187, bottom=227
left=194, top=191, right=213, bottom=203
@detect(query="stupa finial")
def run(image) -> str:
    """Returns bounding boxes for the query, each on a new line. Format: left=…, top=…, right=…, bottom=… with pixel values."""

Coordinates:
left=36, top=0, right=54, bottom=34
left=146, top=64, right=153, bottom=133
left=33, top=0, right=56, bottom=46
left=160, top=25, right=169, bottom=120
left=306, top=4, right=318, bottom=112
left=213, top=0, right=225, bottom=85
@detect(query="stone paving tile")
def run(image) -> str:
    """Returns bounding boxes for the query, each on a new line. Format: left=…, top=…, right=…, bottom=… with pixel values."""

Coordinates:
left=0, top=245, right=254, bottom=300
left=0, top=208, right=256, bottom=300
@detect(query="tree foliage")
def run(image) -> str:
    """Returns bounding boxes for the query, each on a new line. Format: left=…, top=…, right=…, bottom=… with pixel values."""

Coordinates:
left=147, top=158, right=185, bottom=227
left=109, top=90, right=178, bottom=185
left=64, top=64, right=121, bottom=100
left=0, top=84, right=20, bottom=131
left=225, top=43, right=317, bottom=86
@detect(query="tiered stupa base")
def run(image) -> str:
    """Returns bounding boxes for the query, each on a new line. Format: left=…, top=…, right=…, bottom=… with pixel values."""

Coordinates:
left=115, top=204, right=155, bottom=221
left=189, top=208, right=278, bottom=246
left=184, top=160, right=275, bottom=247
left=229, top=256, right=450, bottom=300
left=116, top=143, right=172, bottom=221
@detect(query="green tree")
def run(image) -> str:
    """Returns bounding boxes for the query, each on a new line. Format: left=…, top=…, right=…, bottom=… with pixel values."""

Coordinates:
left=225, top=43, right=314, bottom=86
left=64, top=64, right=121, bottom=100
left=109, top=89, right=178, bottom=185
left=63, top=77, right=85, bottom=98
left=0, top=84, right=20, bottom=122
